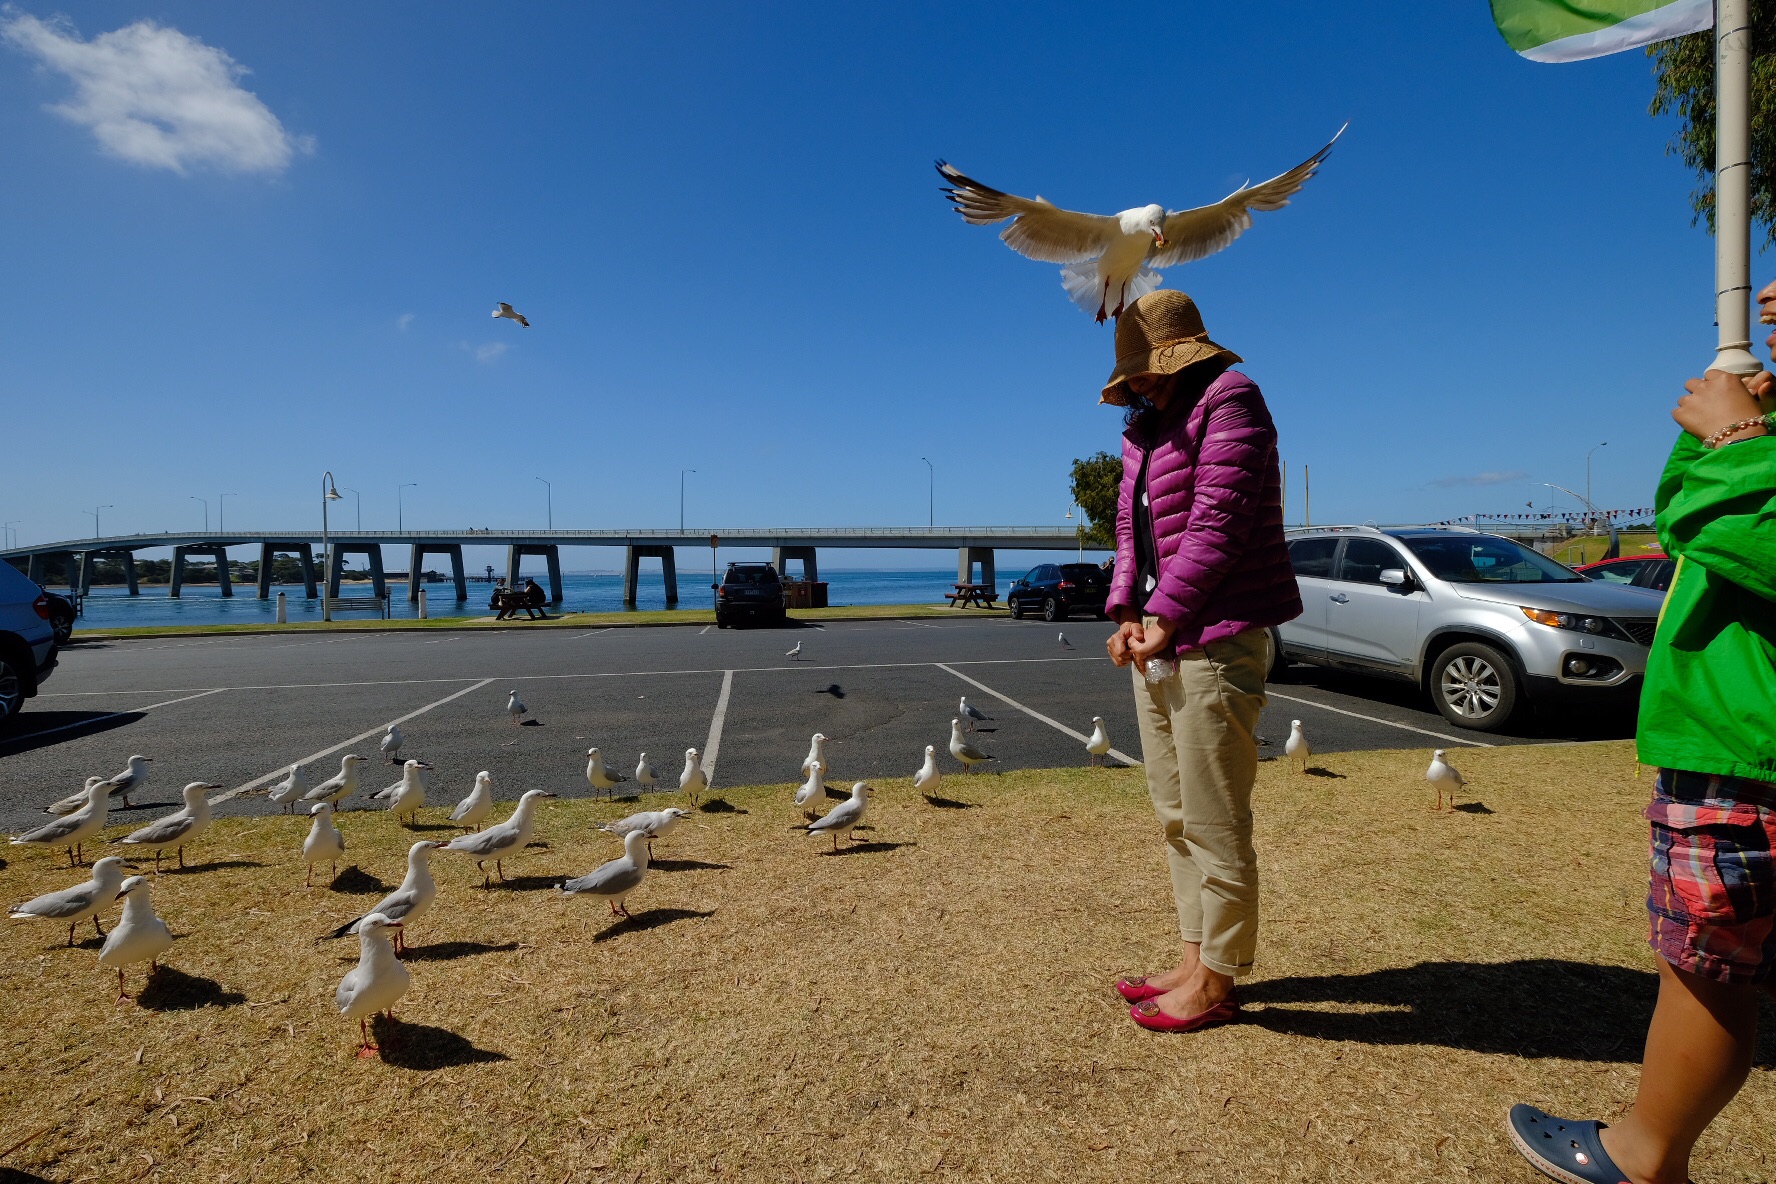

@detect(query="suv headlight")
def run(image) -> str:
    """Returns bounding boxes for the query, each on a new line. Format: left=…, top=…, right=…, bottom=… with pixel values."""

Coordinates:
left=1520, top=606, right=1608, bottom=634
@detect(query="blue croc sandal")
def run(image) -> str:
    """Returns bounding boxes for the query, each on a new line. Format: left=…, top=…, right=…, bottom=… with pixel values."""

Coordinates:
left=1507, top=1105, right=1632, bottom=1184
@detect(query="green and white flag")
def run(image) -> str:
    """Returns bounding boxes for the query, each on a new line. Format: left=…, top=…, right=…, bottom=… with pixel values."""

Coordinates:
left=1489, top=0, right=1712, bottom=62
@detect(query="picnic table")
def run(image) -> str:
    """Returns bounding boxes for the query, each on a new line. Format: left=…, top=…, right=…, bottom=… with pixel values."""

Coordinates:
left=945, top=583, right=998, bottom=609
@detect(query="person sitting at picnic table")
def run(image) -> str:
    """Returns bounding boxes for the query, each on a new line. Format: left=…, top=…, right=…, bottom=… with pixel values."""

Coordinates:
left=521, top=578, right=549, bottom=620
left=488, top=578, right=510, bottom=618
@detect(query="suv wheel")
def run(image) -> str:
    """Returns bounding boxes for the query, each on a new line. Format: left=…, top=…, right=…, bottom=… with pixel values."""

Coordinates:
left=1430, top=642, right=1521, bottom=730
left=0, top=655, right=23, bottom=723
left=1042, top=597, right=1061, bottom=622
left=49, top=609, right=74, bottom=646
left=1010, top=599, right=1025, bottom=620
left=1265, top=628, right=1290, bottom=683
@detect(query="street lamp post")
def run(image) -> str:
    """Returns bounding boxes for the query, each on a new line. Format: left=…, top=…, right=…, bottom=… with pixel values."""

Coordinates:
left=86, top=505, right=113, bottom=539
left=2, top=522, right=18, bottom=549
left=219, top=493, right=236, bottom=533
left=1064, top=506, right=1082, bottom=559
left=188, top=496, right=208, bottom=533
left=920, top=458, right=933, bottom=528
left=322, top=473, right=343, bottom=621
left=341, top=487, right=361, bottom=530
left=680, top=470, right=695, bottom=532
left=536, top=477, right=552, bottom=529
left=1585, top=442, right=1607, bottom=535
left=397, top=483, right=418, bottom=532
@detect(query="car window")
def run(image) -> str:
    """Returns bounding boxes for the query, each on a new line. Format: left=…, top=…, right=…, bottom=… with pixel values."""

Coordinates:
left=724, top=567, right=775, bottom=585
left=1402, top=535, right=1584, bottom=583
left=1288, top=538, right=1339, bottom=579
left=1020, top=567, right=1041, bottom=583
left=1640, top=560, right=1675, bottom=592
left=1039, top=565, right=1061, bottom=582
left=1587, top=560, right=1644, bottom=584
left=1060, top=564, right=1105, bottom=585
left=1337, top=538, right=1407, bottom=584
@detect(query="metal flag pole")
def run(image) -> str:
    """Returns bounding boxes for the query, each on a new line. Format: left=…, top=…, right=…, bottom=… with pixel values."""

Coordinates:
left=1712, top=0, right=1760, bottom=375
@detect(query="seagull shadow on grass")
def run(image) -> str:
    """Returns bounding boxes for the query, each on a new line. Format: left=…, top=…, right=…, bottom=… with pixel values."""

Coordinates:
left=1303, top=767, right=1346, bottom=779
left=328, top=866, right=389, bottom=895
left=402, top=940, right=522, bottom=963
left=518, top=719, right=543, bottom=727
left=478, top=874, right=563, bottom=892
left=821, top=840, right=913, bottom=857
left=922, top=793, right=979, bottom=810
left=403, top=822, right=459, bottom=833
left=1240, top=959, right=1776, bottom=1067
left=698, top=799, right=745, bottom=814
left=166, top=859, right=266, bottom=874
left=591, top=907, right=716, bottom=943
left=0, top=1168, right=58, bottom=1183
left=372, top=1017, right=508, bottom=1070
left=1453, top=801, right=1495, bottom=815
left=136, top=965, right=246, bottom=1011
left=649, top=858, right=731, bottom=872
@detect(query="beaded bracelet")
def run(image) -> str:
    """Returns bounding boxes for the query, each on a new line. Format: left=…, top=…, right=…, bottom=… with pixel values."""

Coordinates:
left=1703, top=412, right=1775, bottom=448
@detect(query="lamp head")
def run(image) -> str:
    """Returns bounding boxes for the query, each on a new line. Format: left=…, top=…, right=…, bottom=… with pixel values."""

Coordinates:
left=325, top=478, right=343, bottom=500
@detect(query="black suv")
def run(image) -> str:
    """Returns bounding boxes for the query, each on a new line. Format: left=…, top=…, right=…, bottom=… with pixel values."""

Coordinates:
left=715, top=562, right=786, bottom=627
left=1008, top=562, right=1110, bottom=621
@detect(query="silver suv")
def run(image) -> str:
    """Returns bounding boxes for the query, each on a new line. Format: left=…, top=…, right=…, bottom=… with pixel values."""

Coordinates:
left=1272, top=526, right=1664, bottom=731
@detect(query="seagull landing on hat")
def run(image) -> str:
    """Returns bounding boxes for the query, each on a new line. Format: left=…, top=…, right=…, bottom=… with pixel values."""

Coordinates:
left=1099, top=290, right=1244, bottom=407
left=937, top=126, right=1342, bottom=322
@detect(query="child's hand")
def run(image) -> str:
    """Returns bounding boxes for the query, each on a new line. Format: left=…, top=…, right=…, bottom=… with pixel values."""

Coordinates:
left=1675, top=369, right=1772, bottom=444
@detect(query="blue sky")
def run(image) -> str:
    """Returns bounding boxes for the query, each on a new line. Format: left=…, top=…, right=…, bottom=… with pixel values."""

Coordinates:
left=0, top=2, right=1749, bottom=571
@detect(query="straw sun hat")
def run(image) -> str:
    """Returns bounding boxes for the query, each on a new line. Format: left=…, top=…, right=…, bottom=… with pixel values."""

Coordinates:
left=1099, top=289, right=1241, bottom=406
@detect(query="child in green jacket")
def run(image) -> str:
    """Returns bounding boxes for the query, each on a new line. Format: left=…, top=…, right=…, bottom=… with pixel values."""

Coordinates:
left=1509, top=283, right=1776, bottom=1184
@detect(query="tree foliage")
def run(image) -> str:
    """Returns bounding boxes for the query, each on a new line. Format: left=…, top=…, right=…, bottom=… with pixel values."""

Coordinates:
left=1648, top=21, right=1776, bottom=244
left=1069, top=451, right=1122, bottom=549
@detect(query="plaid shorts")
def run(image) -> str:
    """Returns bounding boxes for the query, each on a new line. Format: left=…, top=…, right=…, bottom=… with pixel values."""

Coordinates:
left=1646, top=768, right=1776, bottom=985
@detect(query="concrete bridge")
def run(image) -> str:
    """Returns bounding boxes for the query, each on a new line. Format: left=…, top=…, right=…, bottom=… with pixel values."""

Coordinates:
left=1, top=527, right=1098, bottom=605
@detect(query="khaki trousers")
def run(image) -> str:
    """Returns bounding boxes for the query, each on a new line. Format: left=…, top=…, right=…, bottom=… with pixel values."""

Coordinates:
left=1130, top=625, right=1270, bottom=978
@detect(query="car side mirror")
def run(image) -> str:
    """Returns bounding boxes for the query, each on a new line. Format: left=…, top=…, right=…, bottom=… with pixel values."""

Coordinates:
left=1380, top=568, right=1409, bottom=588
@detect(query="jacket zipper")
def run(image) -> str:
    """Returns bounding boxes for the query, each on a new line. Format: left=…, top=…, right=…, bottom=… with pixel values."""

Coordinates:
left=1137, top=446, right=1161, bottom=600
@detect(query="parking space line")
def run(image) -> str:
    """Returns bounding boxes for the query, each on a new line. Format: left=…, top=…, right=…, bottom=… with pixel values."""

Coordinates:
left=936, top=663, right=1143, bottom=767
left=573, top=628, right=614, bottom=639
left=1263, top=691, right=1494, bottom=748
left=699, top=625, right=714, bottom=635
left=702, top=670, right=734, bottom=785
left=210, top=677, right=498, bottom=806
left=0, top=688, right=228, bottom=748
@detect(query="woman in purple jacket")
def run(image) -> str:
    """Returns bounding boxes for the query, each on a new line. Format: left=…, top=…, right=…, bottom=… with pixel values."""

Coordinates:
left=1102, top=291, right=1302, bottom=1033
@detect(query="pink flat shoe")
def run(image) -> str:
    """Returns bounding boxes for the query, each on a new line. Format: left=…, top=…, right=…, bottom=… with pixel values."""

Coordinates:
left=1115, top=975, right=1166, bottom=1003
left=1129, top=993, right=1240, bottom=1033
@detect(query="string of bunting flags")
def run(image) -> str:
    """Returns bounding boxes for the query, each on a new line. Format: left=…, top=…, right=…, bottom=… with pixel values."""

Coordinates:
left=1433, top=508, right=1656, bottom=526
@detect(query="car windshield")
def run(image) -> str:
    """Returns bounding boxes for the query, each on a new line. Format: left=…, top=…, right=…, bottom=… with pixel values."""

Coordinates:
left=1060, top=564, right=1106, bottom=584
left=1400, top=535, right=1585, bottom=584
left=725, top=568, right=775, bottom=585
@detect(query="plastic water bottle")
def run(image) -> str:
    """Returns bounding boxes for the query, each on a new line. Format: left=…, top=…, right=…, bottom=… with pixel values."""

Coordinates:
left=1143, top=655, right=1178, bottom=684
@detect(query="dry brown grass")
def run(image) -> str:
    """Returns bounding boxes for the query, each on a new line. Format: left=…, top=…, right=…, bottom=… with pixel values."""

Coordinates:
left=1, top=741, right=1771, bottom=1183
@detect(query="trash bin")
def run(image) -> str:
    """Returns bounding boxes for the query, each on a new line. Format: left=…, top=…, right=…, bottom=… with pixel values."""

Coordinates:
left=811, top=581, right=828, bottom=609
left=783, top=581, right=813, bottom=609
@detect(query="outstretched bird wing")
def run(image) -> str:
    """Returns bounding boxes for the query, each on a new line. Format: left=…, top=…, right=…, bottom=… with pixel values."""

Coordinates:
left=937, top=162, right=1120, bottom=264
left=1151, top=127, right=1343, bottom=268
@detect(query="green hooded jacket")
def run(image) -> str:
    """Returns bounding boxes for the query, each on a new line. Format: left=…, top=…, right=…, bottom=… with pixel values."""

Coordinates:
left=1635, top=432, right=1776, bottom=782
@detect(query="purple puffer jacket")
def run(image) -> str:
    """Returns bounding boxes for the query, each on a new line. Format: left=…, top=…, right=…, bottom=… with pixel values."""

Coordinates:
left=1104, top=369, right=1301, bottom=651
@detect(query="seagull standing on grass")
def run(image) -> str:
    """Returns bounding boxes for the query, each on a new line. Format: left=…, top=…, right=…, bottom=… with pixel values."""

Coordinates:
left=507, top=690, right=528, bottom=726
left=959, top=696, right=993, bottom=733
left=336, top=914, right=411, bottom=1057
left=794, top=764, right=826, bottom=819
left=634, top=753, right=657, bottom=794
left=597, top=806, right=690, bottom=859
left=936, top=129, right=1342, bottom=322
left=585, top=748, right=629, bottom=798
left=1086, top=717, right=1112, bottom=767
left=808, top=782, right=873, bottom=851
left=371, top=760, right=432, bottom=826
left=785, top=641, right=803, bottom=661
left=800, top=733, right=829, bottom=778
left=48, top=755, right=152, bottom=815
left=443, top=789, right=557, bottom=886
left=561, top=830, right=651, bottom=917
left=379, top=724, right=405, bottom=764
left=327, top=841, right=443, bottom=954
left=117, top=782, right=220, bottom=872
left=1284, top=720, right=1311, bottom=774
left=10, top=856, right=127, bottom=946
left=451, top=771, right=495, bottom=831
left=267, top=764, right=309, bottom=813
left=99, top=876, right=174, bottom=1003
left=949, top=718, right=996, bottom=774
left=304, top=802, right=345, bottom=887
left=914, top=745, right=942, bottom=795
left=680, top=748, right=708, bottom=806
left=12, top=778, right=110, bottom=867
left=492, top=301, right=530, bottom=327
left=304, top=754, right=369, bottom=808
left=1427, top=749, right=1465, bottom=812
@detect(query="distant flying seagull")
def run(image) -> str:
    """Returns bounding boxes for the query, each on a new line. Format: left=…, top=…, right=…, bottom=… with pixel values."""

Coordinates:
left=492, top=302, right=530, bottom=327
left=937, top=127, right=1343, bottom=322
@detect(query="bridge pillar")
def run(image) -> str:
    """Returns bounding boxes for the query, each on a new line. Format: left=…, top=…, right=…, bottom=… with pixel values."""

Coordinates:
left=26, top=553, right=48, bottom=584
left=409, top=543, right=468, bottom=602
left=772, top=546, right=818, bottom=583
left=506, top=544, right=564, bottom=604
left=624, top=545, right=678, bottom=605
left=77, top=550, right=137, bottom=596
left=958, top=546, right=996, bottom=594
left=256, top=543, right=320, bottom=598
left=327, top=545, right=386, bottom=599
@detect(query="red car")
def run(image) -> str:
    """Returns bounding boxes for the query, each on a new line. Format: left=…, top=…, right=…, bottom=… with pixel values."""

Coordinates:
left=1576, top=552, right=1674, bottom=592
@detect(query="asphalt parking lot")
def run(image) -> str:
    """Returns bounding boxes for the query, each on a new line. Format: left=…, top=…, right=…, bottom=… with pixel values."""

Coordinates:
left=0, top=617, right=1634, bottom=832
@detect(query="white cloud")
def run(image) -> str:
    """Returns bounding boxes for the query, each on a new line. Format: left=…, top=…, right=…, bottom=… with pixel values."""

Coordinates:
left=1428, top=469, right=1530, bottom=489
left=396, top=313, right=416, bottom=332
left=474, top=342, right=507, bottom=363
left=2, top=14, right=310, bottom=175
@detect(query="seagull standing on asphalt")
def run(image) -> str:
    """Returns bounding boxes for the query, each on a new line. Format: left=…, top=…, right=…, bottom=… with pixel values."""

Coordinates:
left=371, top=760, right=432, bottom=827
left=949, top=718, right=997, bottom=774
left=561, top=829, right=651, bottom=917
left=304, top=802, right=345, bottom=887
left=596, top=806, right=690, bottom=858
left=913, top=745, right=942, bottom=795
left=12, top=778, right=110, bottom=867
left=1427, top=749, right=1465, bottom=812
left=9, top=855, right=127, bottom=946
left=492, top=301, right=530, bottom=327
left=443, top=789, right=557, bottom=885
left=585, top=748, right=629, bottom=798
left=327, top=841, right=443, bottom=954
left=959, top=696, right=993, bottom=733
left=634, top=753, right=657, bottom=794
left=808, top=782, right=873, bottom=851
left=1284, top=720, right=1311, bottom=774
left=117, top=781, right=220, bottom=872
left=335, top=914, right=411, bottom=1057
left=794, top=764, right=826, bottom=819
left=267, top=764, right=309, bottom=813
left=507, top=689, right=528, bottom=726
left=1086, top=717, right=1112, bottom=767
left=679, top=748, right=708, bottom=806
left=304, top=754, right=369, bottom=808
left=1058, top=632, right=1073, bottom=650
left=48, top=755, right=152, bottom=815
left=785, top=641, right=803, bottom=661
left=800, top=733, right=829, bottom=778
left=451, top=771, right=494, bottom=831
left=99, top=875, right=175, bottom=1002
left=379, top=724, right=405, bottom=764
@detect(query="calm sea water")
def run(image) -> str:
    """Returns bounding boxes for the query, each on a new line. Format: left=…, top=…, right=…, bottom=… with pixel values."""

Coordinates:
left=72, top=569, right=970, bottom=628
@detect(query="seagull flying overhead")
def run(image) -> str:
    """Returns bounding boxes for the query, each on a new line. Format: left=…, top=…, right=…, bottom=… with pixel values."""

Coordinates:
left=492, top=301, right=530, bottom=327
left=937, top=128, right=1343, bottom=322
left=1427, top=749, right=1465, bottom=812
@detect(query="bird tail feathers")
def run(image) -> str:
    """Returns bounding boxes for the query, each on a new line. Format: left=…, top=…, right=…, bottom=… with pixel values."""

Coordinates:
left=324, top=915, right=364, bottom=940
left=1059, top=262, right=1162, bottom=318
